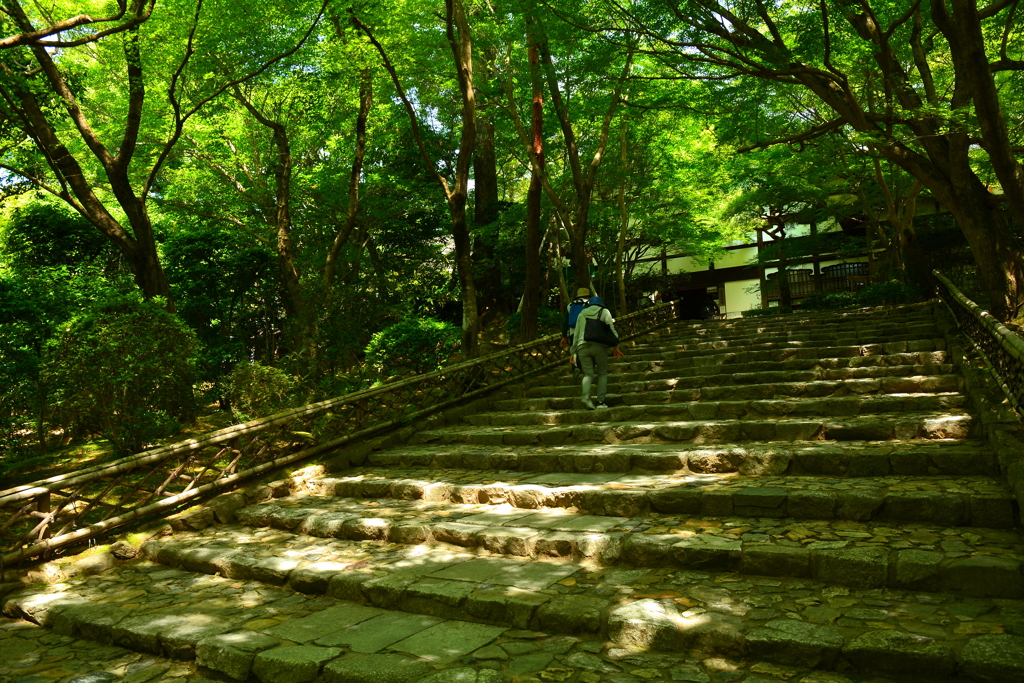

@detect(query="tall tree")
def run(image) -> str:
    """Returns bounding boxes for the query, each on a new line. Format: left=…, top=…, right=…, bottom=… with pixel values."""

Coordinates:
left=606, top=0, right=1024, bottom=319
left=0, top=0, right=328, bottom=309
left=354, top=0, right=481, bottom=356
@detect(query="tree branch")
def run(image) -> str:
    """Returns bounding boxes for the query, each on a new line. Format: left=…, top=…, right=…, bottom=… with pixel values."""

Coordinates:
left=350, top=11, right=452, bottom=199
left=737, top=118, right=845, bottom=153
left=143, top=0, right=330, bottom=200
left=0, top=0, right=155, bottom=50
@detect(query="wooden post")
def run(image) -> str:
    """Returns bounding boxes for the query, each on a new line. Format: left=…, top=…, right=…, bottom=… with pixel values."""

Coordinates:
left=757, top=229, right=768, bottom=309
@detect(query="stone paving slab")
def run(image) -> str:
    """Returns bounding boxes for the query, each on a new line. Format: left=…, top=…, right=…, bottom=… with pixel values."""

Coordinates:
left=314, top=611, right=442, bottom=651
left=362, top=440, right=997, bottom=477
left=4, top=549, right=1023, bottom=683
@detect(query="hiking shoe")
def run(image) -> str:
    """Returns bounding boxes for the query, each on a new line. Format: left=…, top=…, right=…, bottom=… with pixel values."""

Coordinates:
left=582, top=399, right=596, bottom=410
left=595, top=402, right=609, bottom=409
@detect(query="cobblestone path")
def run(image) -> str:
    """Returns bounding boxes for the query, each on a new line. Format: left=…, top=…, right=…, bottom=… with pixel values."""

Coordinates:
left=4, top=302, right=1024, bottom=683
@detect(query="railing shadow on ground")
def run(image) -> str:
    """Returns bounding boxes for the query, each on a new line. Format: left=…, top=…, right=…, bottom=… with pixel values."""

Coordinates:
left=933, top=269, right=1024, bottom=416
left=0, top=301, right=682, bottom=568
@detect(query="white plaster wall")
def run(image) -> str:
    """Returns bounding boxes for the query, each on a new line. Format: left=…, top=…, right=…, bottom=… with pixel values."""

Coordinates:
left=724, top=278, right=762, bottom=317
left=666, top=256, right=703, bottom=274
left=716, top=247, right=758, bottom=269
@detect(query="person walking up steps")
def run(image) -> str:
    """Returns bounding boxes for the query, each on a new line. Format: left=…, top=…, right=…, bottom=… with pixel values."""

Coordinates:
left=571, top=295, right=622, bottom=410
left=561, top=287, right=592, bottom=380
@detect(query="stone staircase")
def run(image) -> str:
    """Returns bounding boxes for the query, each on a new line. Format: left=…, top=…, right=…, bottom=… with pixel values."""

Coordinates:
left=4, top=302, right=1024, bottom=683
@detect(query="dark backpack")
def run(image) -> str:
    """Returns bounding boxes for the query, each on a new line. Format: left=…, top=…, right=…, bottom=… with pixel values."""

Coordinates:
left=583, top=307, right=619, bottom=347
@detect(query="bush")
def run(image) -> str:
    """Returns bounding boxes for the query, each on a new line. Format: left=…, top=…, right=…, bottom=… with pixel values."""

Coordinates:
left=800, top=291, right=859, bottom=310
left=801, top=280, right=920, bottom=311
left=223, top=362, right=297, bottom=422
left=741, top=306, right=791, bottom=317
left=856, top=279, right=920, bottom=306
left=43, top=296, right=199, bottom=454
left=504, top=308, right=563, bottom=339
left=365, top=317, right=461, bottom=377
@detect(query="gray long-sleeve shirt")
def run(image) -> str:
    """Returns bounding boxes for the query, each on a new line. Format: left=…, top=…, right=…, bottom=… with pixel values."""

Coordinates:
left=571, top=305, right=618, bottom=355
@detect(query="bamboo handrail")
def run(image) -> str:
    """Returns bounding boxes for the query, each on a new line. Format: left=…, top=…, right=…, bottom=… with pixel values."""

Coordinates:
left=933, top=270, right=1024, bottom=414
left=1, top=300, right=682, bottom=565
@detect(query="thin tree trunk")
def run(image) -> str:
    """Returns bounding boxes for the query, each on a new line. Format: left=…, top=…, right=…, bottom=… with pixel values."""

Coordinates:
left=233, top=89, right=303, bottom=323
left=616, top=119, right=629, bottom=315
left=354, top=2, right=479, bottom=356
left=520, top=34, right=545, bottom=342
left=473, top=45, right=504, bottom=318
left=531, top=11, right=633, bottom=291
left=325, top=68, right=373, bottom=286
left=446, top=0, right=479, bottom=356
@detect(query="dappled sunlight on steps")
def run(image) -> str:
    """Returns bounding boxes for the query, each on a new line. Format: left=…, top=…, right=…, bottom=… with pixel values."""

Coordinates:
left=4, top=302, right=1024, bottom=683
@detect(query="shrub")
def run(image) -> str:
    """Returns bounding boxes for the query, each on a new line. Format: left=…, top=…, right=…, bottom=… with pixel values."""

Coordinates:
left=856, top=279, right=920, bottom=306
left=741, top=306, right=791, bottom=317
left=365, top=317, right=461, bottom=377
left=43, top=296, right=199, bottom=454
left=223, top=362, right=297, bottom=422
left=801, top=280, right=920, bottom=311
left=800, top=291, right=859, bottom=310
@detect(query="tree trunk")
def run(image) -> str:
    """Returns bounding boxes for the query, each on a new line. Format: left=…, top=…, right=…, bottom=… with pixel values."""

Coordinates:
left=520, top=35, right=545, bottom=342
left=616, top=119, right=629, bottom=315
left=790, top=19, right=1024, bottom=319
left=354, top=3, right=479, bottom=355
left=551, top=217, right=570, bottom=309
left=325, top=68, right=373, bottom=286
left=446, top=0, right=479, bottom=357
left=233, top=89, right=303, bottom=323
left=533, top=17, right=633, bottom=293
left=941, top=0, right=1024, bottom=233
left=4, top=41, right=176, bottom=309
left=472, top=45, right=504, bottom=318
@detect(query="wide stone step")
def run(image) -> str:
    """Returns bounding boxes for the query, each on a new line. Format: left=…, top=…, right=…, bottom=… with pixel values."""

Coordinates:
left=221, top=494, right=1023, bottom=594
left=469, top=393, right=967, bottom=427
left=652, top=311, right=940, bottom=343
left=526, top=364, right=959, bottom=401
left=605, top=339, right=948, bottom=370
left=269, top=469, right=1017, bottom=529
left=625, top=334, right=946, bottom=361
left=514, top=372, right=963, bottom=407
left=365, top=440, right=999, bottom=477
left=411, top=412, right=977, bottom=447
left=541, top=352, right=953, bottom=391
left=647, top=318, right=941, bottom=347
left=0, top=618, right=196, bottom=682
left=8, top=533, right=1022, bottom=683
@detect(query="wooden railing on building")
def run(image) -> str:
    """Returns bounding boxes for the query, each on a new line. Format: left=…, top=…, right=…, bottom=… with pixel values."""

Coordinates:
left=0, top=300, right=682, bottom=567
left=934, top=270, right=1024, bottom=415
left=762, top=262, right=870, bottom=303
